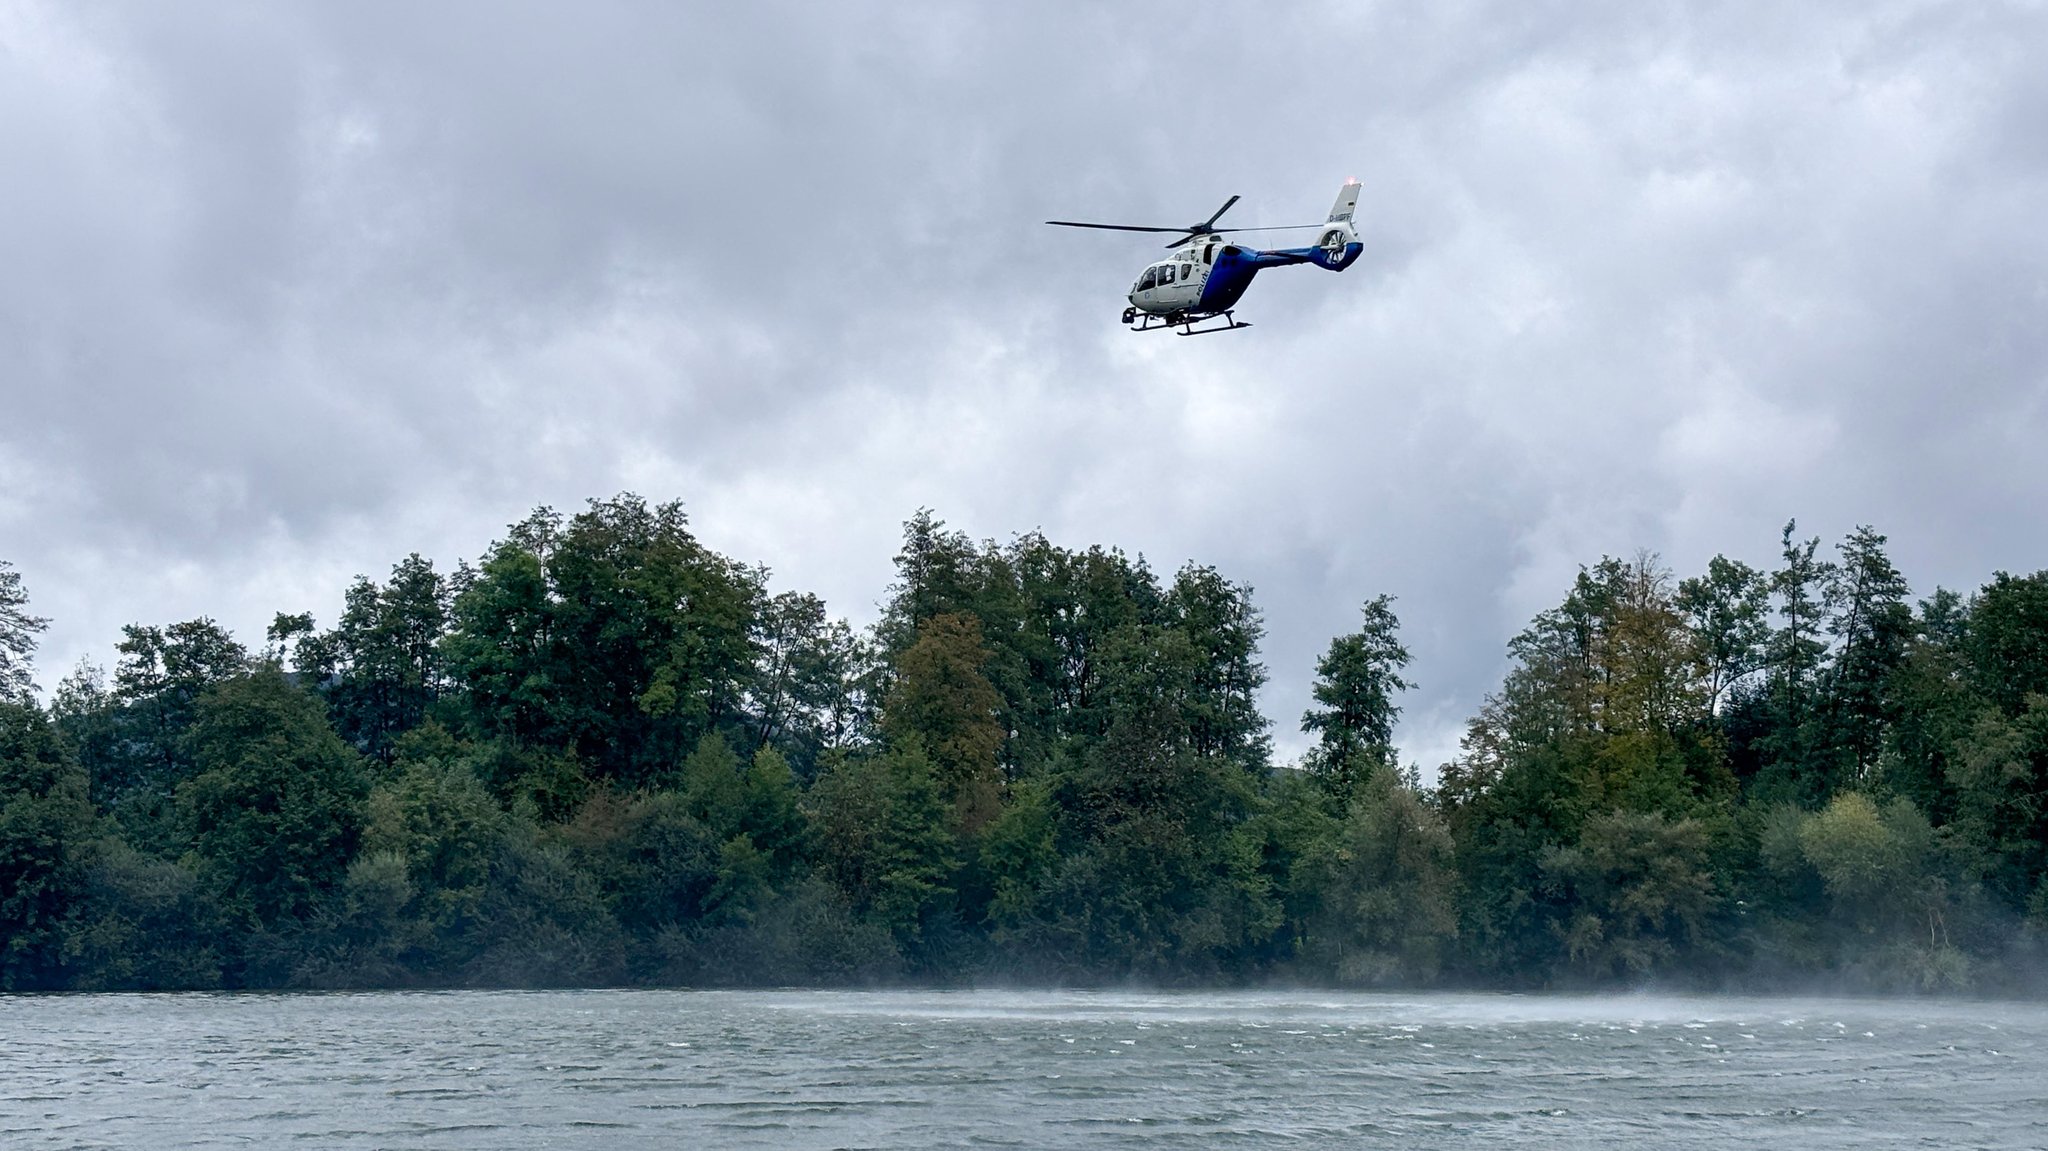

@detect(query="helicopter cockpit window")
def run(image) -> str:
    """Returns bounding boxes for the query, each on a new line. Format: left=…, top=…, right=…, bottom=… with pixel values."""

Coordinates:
left=1161, top=265, right=1175, bottom=285
left=1139, top=268, right=1157, bottom=291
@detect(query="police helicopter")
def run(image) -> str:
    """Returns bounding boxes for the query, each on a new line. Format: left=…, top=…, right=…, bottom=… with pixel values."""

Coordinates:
left=1048, top=180, right=1363, bottom=335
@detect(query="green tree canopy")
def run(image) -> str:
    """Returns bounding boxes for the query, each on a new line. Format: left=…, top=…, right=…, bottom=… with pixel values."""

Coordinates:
left=883, top=612, right=1005, bottom=833
left=1967, top=571, right=2048, bottom=716
left=299, top=554, right=449, bottom=761
left=178, top=670, right=369, bottom=927
left=0, top=702, right=97, bottom=988
left=0, top=560, right=48, bottom=703
left=443, top=496, right=765, bottom=782
left=1301, top=594, right=1412, bottom=800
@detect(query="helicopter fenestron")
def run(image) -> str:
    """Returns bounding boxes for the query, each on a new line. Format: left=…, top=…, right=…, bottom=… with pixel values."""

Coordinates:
left=1048, top=180, right=1363, bottom=335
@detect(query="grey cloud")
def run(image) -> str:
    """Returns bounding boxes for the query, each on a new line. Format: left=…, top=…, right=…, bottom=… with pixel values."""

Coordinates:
left=3, top=1, right=2045, bottom=769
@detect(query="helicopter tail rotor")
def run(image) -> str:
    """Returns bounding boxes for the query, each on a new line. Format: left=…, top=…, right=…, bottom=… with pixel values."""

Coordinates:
left=1316, top=221, right=1356, bottom=261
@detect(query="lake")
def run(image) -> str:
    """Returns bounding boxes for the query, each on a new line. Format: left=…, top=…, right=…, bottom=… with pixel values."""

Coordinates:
left=4, top=989, right=2042, bottom=1148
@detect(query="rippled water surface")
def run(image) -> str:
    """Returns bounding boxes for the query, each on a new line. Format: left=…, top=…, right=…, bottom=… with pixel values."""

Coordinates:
left=5, top=988, right=2044, bottom=1148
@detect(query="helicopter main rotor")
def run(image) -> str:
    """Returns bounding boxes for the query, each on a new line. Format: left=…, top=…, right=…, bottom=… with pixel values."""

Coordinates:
left=1046, top=194, right=1323, bottom=248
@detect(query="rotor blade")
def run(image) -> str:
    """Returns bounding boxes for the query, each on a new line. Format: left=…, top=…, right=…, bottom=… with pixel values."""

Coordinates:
left=1045, top=220, right=1189, bottom=233
left=1197, top=194, right=1241, bottom=231
left=1164, top=223, right=1328, bottom=248
left=1211, top=223, right=1327, bottom=233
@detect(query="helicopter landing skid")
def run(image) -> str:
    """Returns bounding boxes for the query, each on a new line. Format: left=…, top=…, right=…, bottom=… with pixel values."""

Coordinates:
left=1122, top=308, right=1252, bottom=336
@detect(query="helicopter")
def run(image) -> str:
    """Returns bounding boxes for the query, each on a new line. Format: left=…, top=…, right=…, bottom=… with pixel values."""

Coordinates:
left=1048, top=180, right=1363, bottom=335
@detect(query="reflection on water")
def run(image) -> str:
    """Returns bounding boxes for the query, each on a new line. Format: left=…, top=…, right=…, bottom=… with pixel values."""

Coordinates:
left=3, top=989, right=2043, bottom=1148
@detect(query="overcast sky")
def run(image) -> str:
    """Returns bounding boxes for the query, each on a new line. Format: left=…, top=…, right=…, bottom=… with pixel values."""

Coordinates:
left=4, top=1, right=2045, bottom=768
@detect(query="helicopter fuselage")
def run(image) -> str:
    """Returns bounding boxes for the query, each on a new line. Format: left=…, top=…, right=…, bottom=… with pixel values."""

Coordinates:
left=1125, top=222, right=1363, bottom=333
left=1055, top=181, right=1366, bottom=335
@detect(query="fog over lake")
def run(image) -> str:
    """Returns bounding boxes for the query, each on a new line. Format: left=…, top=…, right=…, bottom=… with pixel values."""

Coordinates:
left=7, top=989, right=2042, bottom=1148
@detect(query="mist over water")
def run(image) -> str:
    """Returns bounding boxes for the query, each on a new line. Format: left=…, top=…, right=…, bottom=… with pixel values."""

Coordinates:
left=6, top=989, right=2042, bottom=1148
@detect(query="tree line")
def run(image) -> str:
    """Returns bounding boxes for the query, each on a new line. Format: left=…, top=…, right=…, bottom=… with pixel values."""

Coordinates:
left=1, top=498, right=2045, bottom=992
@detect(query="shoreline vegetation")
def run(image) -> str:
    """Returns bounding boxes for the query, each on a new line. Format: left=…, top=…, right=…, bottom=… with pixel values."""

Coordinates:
left=2, top=495, right=2045, bottom=995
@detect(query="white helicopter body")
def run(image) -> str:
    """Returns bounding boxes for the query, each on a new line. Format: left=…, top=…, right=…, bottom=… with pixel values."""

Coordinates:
left=1050, top=181, right=1363, bottom=335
